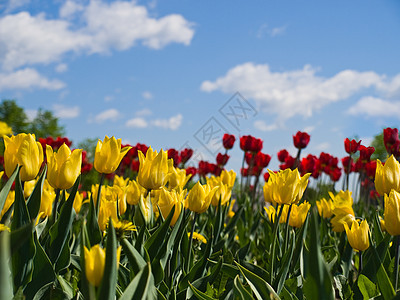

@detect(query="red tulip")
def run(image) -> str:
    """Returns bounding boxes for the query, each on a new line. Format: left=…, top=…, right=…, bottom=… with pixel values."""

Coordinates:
left=222, top=133, right=236, bottom=150
left=383, top=127, right=400, bottom=155
left=277, top=149, right=289, bottom=163
left=216, top=153, right=230, bottom=166
left=293, top=131, right=310, bottom=149
left=344, top=138, right=361, bottom=155
left=359, top=145, right=375, bottom=162
left=341, top=156, right=353, bottom=174
left=240, top=135, right=263, bottom=153
left=168, top=148, right=181, bottom=167
left=180, top=148, right=193, bottom=165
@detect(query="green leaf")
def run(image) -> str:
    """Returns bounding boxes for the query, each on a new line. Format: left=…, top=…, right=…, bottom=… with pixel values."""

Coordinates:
left=24, top=234, right=56, bottom=300
left=358, top=274, right=378, bottom=299
left=274, top=230, right=295, bottom=294
left=303, top=208, right=334, bottom=300
left=0, top=165, right=20, bottom=215
left=86, top=196, right=102, bottom=246
left=11, top=171, right=35, bottom=289
left=188, top=282, right=218, bottom=300
left=57, top=275, right=74, bottom=299
left=376, top=264, right=395, bottom=299
left=0, top=231, right=13, bottom=300
left=48, top=177, right=79, bottom=265
left=121, top=238, right=146, bottom=276
left=79, top=225, right=95, bottom=300
left=26, top=165, right=47, bottom=220
left=119, top=263, right=157, bottom=300
left=144, top=205, right=174, bottom=260
left=235, top=261, right=280, bottom=300
left=233, top=275, right=253, bottom=300
left=98, top=220, right=117, bottom=300
left=10, top=223, right=33, bottom=253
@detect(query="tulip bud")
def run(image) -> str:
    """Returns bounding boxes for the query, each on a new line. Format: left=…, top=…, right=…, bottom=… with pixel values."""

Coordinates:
left=383, top=189, right=400, bottom=236
left=126, top=180, right=145, bottom=205
left=185, top=182, right=217, bottom=214
left=293, top=131, right=310, bottom=149
left=84, top=245, right=105, bottom=287
left=135, top=194, right=153, bottom=226
left=220, top=169, right=236, bottom=189
left=157, top=188, right=184, bottom=226
left=94, top=136, right=132, bottom=174
left=3, top=133, right=44, bottom=181
left=316, top=198, right=334, bottom=219
left=167, top=166, right=191, bottom=190
left=288, top=202, right=311, bottom=228
left=46, top=144, right=82, bottom=190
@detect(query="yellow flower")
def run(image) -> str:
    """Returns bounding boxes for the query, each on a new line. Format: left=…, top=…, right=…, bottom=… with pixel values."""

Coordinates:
left=1, top=190, right=15, bottom=219
left=344, top=219, right=370, bottom=252
left=288, top=202, right=311, bottom=228
left=207, top=176, right=232, bottom=207
left=379, top=216, right=386, bottom=232
left=264, top=205, right=288, bottom=224
left=0, top=224, right=10, bottom=232
left=97, top=188, right=119, bottom=231
left=0, top=121, right=12, bottom=136
left=94, top=136, right=131, bottom=174
left=46, top=144, right=82, bottom=190
left=39, top=180, right=55, bottom=217
left=72, top=191, right=89, bottom=214
left=184, top=182, right=217, bottom=214
left=167, top=165, right=191, bottom=190
left=316, top=198, right=334, bottom=218
left=24, top=179, right=37, bottom=198
left=331, top=213, right=356, bottom=233
left=220, top=169, right=236, bottom=189
left=91, top=184, right=102, bottom=206
left=330, top=190, right=354, bottom=216
left=137, top=147, right=170, bottom=190
left=113, top=175, right=129, bottom=189
left=157, top=187, right=184, bottom=226
left=227, top=199, right=236, bottom=218
left=126, top=180, right=145, bottom=205
left=136, top=194, right=153, bottom=225
left=375, top=155, right=400, bottom=196
left=189, top=232, right=207, bottom=244
left=84, top=245, right=105, bottom=287
left=263, top=169, right=310, bottom=205
left=383, top=189, right=400, bottom=236
left=3, top=133, right=44, bottom=181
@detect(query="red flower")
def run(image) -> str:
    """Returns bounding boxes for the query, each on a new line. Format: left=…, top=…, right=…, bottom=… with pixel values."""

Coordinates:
left=240, top=135, right=263, bottom=153
left=180, top=148, right=193, bottom=165
left=365, top=160, right=377, bottom=179
left=133, top=143, right=149, bottom=158
left=329, top=167, right=341, bottom=182
left=341, top=156, right=354, bottom=174
left=241, top=168, right=248, bottom=177
left=344, top=138, right=361, bottom=155
left=280, top=155, right=295, bottom=170
left=216, top=153, right=230, bottom=166
left=277, top=149, right=289, bottom=162
left=254, top=152, right=271, bottom=170
left=383, top=128, right=400, bottom=156
left=293, top=131, right=310, bottom=149
left=186, top=167, right=197, bottom=178
left=131, top=160, right=140, bottom=172
left=359, top=145, right=375, bottom=162
left=263, top=172, right=270, bottom=182
left=168, top=149, right=181, bottom=167
left=222, top=133, right=236, bottom=150
left=300, top=154, right=319, bottom=177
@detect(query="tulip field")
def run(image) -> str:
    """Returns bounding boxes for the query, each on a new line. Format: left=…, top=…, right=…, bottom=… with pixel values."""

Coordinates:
left=2, top=127, right=400, bottom=299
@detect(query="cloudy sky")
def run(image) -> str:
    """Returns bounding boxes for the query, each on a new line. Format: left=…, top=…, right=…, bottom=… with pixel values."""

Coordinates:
left=1, top=0, right=400, bottom=171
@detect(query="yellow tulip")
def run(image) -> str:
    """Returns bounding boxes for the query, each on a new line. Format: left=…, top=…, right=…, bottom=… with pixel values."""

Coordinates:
left=136, top=194, right=153, bottom=225
left=344, top=220, right=370, bottom=252
left=167, top=165, right=191, bottom=190
left=375, top=155, right=400, bottom=196
left=0, top=121, right=12, bottom=136
left=84, top=244, right=121, bottom=287
left=289, top=202, right=311, bottom=228
left=97, top=188, right=119, bottom=231
left=157, top=187, right=184, bottom=226
left=207, top=176, right=231, bottom=206
left=24, top=179, right=37, bottom=198
left=383, top=189, right=400, bottom=236
left=3, top=133, right=44, bottom=181
left=94, top=136, right=131, bottom=174
left=330, top=190, right=354, bottom=217
left=137, top=147, right=170, bottom=190
left=316, top=198, right=334, bottom=219
left=331, top=213, right=356, bottom=233
left=220, top=169, right=236, bottom=189
left=72, top=191, right=89, bottom=214
left=263, top=169, right=310, bottom=205
left=46, top=144, right=82, bottom=190
left=264, top=205, right=288, bottom=224
left=185, top=182, right=217, bottom=214
left=113, top=175, right=129, bottom=188
left=227, top=199, right=236, bottom=218
left=1, top=190, right=14, bottom=219
left=39, top=180, right=55, bottom=217
left=126, top=180, right=145, bottom=205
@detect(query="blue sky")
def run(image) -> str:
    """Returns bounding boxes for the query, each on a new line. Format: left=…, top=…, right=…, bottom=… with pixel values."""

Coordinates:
left=1, top=0, right=400, bottom=172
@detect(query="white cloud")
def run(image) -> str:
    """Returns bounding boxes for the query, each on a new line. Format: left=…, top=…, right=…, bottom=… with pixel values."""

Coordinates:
left=4, top=0, right=30, bottom=12
left=151, top=113, right=183, bottom=130
left=315, top=142, right=330, bottom=151
left=94, top=108, right=120, bottom=123
left=25, top=109, right=37, bottom=121
left=142, top=91, right=153, bottom=99
left=201, top=62, right=398, bottom=125
left=104, top=95, right=114, bottom=102
left=348, top=96, right=400, bottom=118
left=53, top=104, right=80, bottom=119
left=256, top=23, right=287, bottom=38
left=302, top=126, right=315, bottom=133
left=0, top=68, right=65, bottom=91
left=135, top=108, right=152, bottom=117
left=270, top=26, right=287, bottom=37
left=0, top=1, right=195, bottom=71
left=253, top=120, right=278, bottom=132
left=125, top=117, right=148, bottom=128
left=55, top=63, right=68, bottom=73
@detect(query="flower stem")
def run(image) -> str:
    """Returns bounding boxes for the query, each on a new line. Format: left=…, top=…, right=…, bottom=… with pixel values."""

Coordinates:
left=51, top=189, right=61, bottom=224
left=240, top=152, right=246, bottom=200
left=186, top=212, right=198, bottom=273
left=359, top=250, right=363, bottom=275
left=395, top=235, right=400, bottom=290
left=270, top=204, right=284, bottom=284
left=95, top=173, right=105, bottom=216
left=284, top=204, right=293, bottom=251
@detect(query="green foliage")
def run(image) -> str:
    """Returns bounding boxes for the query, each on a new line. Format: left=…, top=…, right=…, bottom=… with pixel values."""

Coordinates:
left=28, top=108, right=65, bottom=138
left=370, top=131, right=388, bottom=161
left=0, top=99, right=29, bottom=134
